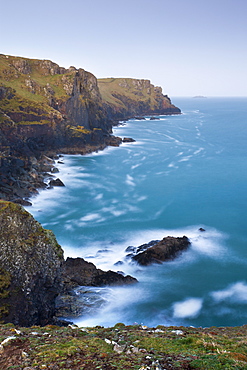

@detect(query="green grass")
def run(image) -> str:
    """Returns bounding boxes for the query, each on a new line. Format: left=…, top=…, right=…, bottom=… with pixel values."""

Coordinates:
left=0, top=324, right=246, bottom=369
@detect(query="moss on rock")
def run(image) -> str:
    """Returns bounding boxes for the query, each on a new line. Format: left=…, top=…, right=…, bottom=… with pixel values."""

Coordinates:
left=0, top=201, right=64, bottom=326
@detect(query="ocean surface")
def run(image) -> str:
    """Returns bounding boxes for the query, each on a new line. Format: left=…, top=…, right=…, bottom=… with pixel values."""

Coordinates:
left=27, top=97, right=247, bottom=328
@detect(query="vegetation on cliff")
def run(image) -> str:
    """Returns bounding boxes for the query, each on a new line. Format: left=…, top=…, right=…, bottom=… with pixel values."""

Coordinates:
left=0, top=323, right=246, bottom=369
left=98, top=77, right=181, bottom=121
left=0, top=200, right=64, bottom=326
left=0, top=54, right=180, bottom=204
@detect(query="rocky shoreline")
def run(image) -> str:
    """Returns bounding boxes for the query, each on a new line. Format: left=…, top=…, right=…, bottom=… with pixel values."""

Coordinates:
left=0, top=200, right=192, bottom=326
left=0, top=54, right=186, bottom=327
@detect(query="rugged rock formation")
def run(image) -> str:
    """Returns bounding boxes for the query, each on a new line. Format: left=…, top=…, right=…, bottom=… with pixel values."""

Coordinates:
left=0, top=201, right=137, bottom=325
left=98, top=78, right=181, bottom=121
left=0, top=55, right=117, bottom=203
left=131, top=236, right=191, bottom=266
left=0, top=201, right=64, bottom=326
left=0, top=54, right=180, bottom=203
left=62, top=257, right=137, bottom=290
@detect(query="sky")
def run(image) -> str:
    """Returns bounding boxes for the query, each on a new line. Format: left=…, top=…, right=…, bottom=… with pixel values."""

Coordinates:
left=1, top=0, right=247, bottom=96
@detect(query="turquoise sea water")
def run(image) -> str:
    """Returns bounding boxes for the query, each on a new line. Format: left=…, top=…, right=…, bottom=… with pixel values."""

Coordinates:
left=28, top=97, right=247, bottom=328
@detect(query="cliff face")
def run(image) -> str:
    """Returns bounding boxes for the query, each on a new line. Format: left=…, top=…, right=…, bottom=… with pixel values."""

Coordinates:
left=0, top=55, right=180, bottom=203
left=98, top=78, right=181, bottom=121
left=0, top=201, right=137, bottom=326
left=0, top=201, right=64, bottom=326
left=0, top=54, right=111, bottom=156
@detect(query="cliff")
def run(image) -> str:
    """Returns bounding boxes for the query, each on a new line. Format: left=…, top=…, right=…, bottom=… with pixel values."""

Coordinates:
left=0, top=54, right=112, bottom=154
left=0, top=201, right=137, bottom=326
left=0, top=54, right=180, bottom=204
left=0, top=200, right=64, bottom=326
left=98, top=77, right=181, bottom=121
left=0, top=55, right=118, bottom=203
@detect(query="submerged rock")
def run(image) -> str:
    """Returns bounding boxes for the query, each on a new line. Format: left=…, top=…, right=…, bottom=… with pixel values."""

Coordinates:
left=132, top=236, right=190, bottom=266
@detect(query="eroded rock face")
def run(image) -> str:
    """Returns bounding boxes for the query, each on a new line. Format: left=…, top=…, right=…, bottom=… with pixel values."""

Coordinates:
left=0, top=201, right=64, bottom=326
left=132, top=236, right=191, bottom=266
left=98, top=77, right=181, bottom=121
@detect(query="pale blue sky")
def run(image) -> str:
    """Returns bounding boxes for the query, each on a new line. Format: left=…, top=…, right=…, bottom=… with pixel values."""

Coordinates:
left=1, top=0, right=247, bottom=96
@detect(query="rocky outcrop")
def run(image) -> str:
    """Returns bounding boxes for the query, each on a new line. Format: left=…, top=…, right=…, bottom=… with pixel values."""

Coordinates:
left=98, top=78, right=181, bottom=122
left=62, top=257, right=137, bottom=289
left=130, top=236, right=190, bottom=266
left=0, top=201, right=138, bottom=325
left=0, top=201, right=64, bottom=326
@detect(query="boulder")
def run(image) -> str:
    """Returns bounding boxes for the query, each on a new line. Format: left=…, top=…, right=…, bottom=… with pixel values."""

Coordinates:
left=132, top=236, right=190, bottom=266
left=122, top=137, right=136, bottom=143
left=49, top=178, right=65, bottom=187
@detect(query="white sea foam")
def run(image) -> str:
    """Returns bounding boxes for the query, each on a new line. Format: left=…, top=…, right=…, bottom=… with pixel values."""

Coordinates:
left=211, top=282, right=247, bottom=303
left=80, top=213, right=102, bottom=222
left=189, top=230, right=226, bottom=258
left=126, top=174, right=135, bottom=186
left=74, top=285, right=148, bottom=327
left=178, top=155, right=193, bottom=162
left=131, top=163, right=141, bottom=170
left=193, top=147, right=204, bottom=155
left=172, top=298, right=203, bottom=318
left=168, top=162, right=179, bottom=168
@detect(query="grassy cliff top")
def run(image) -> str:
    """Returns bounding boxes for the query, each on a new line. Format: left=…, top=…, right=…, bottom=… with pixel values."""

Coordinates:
left=98, top=77, right=164, bottom=109
left=0, top=323, right=246, bottom=369
left=0, top=54, right=75, bottom=102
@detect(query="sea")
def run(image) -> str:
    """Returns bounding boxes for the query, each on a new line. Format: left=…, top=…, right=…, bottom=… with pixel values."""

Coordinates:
left=26, top=97, right=247, bottom=328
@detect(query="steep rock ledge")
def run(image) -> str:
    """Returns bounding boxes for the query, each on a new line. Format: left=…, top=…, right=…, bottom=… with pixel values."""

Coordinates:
left=0, top=201, right=64, bottom=326
left=98, top=77, right=181, bottom=121
left=0, top=202, right=137, bottom=326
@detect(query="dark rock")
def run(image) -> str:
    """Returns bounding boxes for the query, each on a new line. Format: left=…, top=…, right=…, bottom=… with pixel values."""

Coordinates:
left=105, top=135, right=122, bottom=147
left=13, top=198, right=32, bottom=206
left=114, top=261, right=124, bottom=266
left=150, top=116, right=160, bottom=120
left=199, top=228, right=206, bottom=232
left=49, top=178, right=65, bottom=187
left=0, top=201, right=64, bottom=326
left=136, top=240, right=160, bottom=253
left=125, top=246, right=136, bottom=253
left=122, top=137, right=136, bottom=143
left=132, top=236, right=191, bottom=266
left=62, top=257, right=137, bottom=290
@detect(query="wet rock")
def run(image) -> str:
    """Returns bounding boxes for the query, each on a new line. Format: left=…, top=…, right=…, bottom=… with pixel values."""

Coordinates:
left=132, top=236, right=191, bottom=266
left=199, top=227, right=206, bottom=232
left=49, top=178, right=65, bottom=187
left=62, top=257, right=137, bottom=290
left=122, top=137, right=136, bottom=142
left=114, top=261, right=124, bottom=266
left=125, top=246, right=136, bottom=253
